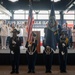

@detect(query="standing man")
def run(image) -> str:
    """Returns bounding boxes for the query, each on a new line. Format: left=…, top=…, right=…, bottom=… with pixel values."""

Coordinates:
left=62, top=23, right=71, bottom=48
left=58, top=32, right=69, bottom=73
left=26, top=32, right=37, bottom=73
left=7, top=24, right=12, bottom=47
left=43, top=2, right=58, bottom=73
left=23, top=22, right=28, bottom=49
left=43, top=25, right=54, bottom=73
left=1, top=20, right=8, bottom=49
left=9, top=29, right=21, bottom=74
left=43, top=45, right=53, bottom=73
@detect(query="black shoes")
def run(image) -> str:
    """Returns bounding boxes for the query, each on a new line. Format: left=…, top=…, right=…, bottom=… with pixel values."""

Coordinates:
left=32, top=70, right=35, bottom=73
left=15, top=71, right=19, bottom=74
left=10, top=71, right=15, bottom=74
left=60, top=70, right=67, bottom=73
left=28, top=70, right=31, bottom=73
left=45, top=70, right=52, bottom=73
left=10, top=71, right=19, bottom=74
left=28, top=70, right=35, bottom=73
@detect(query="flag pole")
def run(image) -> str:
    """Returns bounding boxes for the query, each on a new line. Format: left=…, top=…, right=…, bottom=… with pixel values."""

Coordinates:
left=27, top=0, right=34, bottom=43
left=29, top=0, right=31, bottom=3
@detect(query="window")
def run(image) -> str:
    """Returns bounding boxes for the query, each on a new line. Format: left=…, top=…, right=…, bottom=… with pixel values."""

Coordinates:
left=64, top=15, right=74, bottom=19
left=38, top=15, right=49, bottom=19
left=0, top=14, right=10, bottom=19
left=64, top=11, right=74, bottom=15
left=14, top=14, right=24, bottom=19
left=14, top=10, right=25, bottom=14
left=55, top=15, right=60, bottom=19
left=26, top=14, right=37, bottom=19
left=55, top=11, right=60, bottom=14
left=39, top=10, right=49, bottom=14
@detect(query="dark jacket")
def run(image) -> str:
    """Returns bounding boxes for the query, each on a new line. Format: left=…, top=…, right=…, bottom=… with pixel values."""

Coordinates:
left=9, top=36, right=21, bottom=54
left=25, top=40, right=37, bottom=53
left=58, top=36, right=69, bottom=53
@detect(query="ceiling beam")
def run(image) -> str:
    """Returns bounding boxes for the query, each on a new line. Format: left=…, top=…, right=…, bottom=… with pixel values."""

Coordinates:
left=0, top=4, right=12, bottom=16
left=64, top=0, right=75, bottom=13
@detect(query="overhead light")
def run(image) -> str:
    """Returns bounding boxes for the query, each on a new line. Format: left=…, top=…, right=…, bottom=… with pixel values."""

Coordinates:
left=73, top=1, right=75, bottom=4
left=9, top=0, right=18, bottom=2
left=64, top=1, right=75, bottom=13
left=51, top=0, right=60, bottom=2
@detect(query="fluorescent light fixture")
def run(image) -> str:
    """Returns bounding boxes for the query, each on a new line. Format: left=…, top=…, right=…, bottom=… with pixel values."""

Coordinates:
left=51, top=0, right=60, bottom=2
left=73, top=1, right=75, bottom=4
left=64, top=1, right=75, bottom=14
left=9, top=0, right=18, bottom=2
left=0, top=4, right=12, bottom=16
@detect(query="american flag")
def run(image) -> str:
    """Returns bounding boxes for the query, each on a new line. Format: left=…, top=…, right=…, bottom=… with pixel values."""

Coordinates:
left=27, top=0, right=34, bottom=42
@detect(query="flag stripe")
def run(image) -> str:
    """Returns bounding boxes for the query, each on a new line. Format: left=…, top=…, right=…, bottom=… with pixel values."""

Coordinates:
left=27, top=2, right=34, bottom=42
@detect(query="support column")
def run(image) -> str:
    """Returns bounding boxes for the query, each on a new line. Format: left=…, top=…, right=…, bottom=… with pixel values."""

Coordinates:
left=60, top=11, right=64, bottom=28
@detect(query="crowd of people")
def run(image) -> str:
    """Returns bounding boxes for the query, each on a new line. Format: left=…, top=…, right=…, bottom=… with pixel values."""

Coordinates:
left=0, top=21, right=28, bottom=50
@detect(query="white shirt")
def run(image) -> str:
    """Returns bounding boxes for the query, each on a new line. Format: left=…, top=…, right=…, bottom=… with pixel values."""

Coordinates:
left=23, top=26, right=28, bottom=37
left=18, top=28, right=23, bottom=37
left=1, top=24, right=8, bottom=36
left=8, top=26, right=13, bottom=37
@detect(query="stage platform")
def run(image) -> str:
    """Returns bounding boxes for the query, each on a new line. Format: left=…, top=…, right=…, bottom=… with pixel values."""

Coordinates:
left=0, top=47, right=75, bottom=65
left=0, top=46, right=75, bottom=54
left=0, top=66, right=75, bottom=75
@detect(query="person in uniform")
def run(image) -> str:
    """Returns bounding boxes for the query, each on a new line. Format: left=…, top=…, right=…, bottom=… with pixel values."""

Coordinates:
left=23, top=22, right=28, bottom=49
left=7, top=24, right=12, bottom=47
left=58, top=32, right=69, bottom=73
left=25, top=32, right=37, bottom=73
left=9, top=29, right=21, bottom=74
left=62, top=23, right=71, bottom=48
left=1, top=20, right=8, bottom=49
left=43, top=24, right=54, bottom=73
left=43, top=45, right=53, bottom=73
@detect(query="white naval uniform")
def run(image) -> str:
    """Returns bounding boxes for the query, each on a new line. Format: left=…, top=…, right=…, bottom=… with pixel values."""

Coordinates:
left=23, top=26, right=28, bottom=48
left=1, top=24, right=8, bottom=49
left=8, top=26, right=13, bottom=37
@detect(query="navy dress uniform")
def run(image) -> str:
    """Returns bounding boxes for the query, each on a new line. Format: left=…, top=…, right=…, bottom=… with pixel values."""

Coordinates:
left=9, top=29, right=21, bottom=74
left=43, top=27, right=54, bottom=73
left=58, top=32, right=69, bottom=73
left=26, top=32, right=37, bottom=73
left=43, top=46, right=53, bottom=73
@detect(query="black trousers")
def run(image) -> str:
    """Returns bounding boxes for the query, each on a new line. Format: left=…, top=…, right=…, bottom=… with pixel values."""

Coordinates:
left=43, top=51, right=53, bottom=71
left=10, top=53, right=20, bottom=72
left=59, top=51, right=67, bottom=71
left=26, top=51, right=37, bottom=71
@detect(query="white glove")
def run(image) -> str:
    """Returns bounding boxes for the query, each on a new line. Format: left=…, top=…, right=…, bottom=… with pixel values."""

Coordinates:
left=62, top=43, right=65, bottom=47
left=29, top=52, right=33, bottom=55
left=28, top=44, right=31, bottom=47
left=12, top=40, right=16, bottom=44
left=61, top=51, right=64, bottom=55
left=11, top=51, right=14, bottom=54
